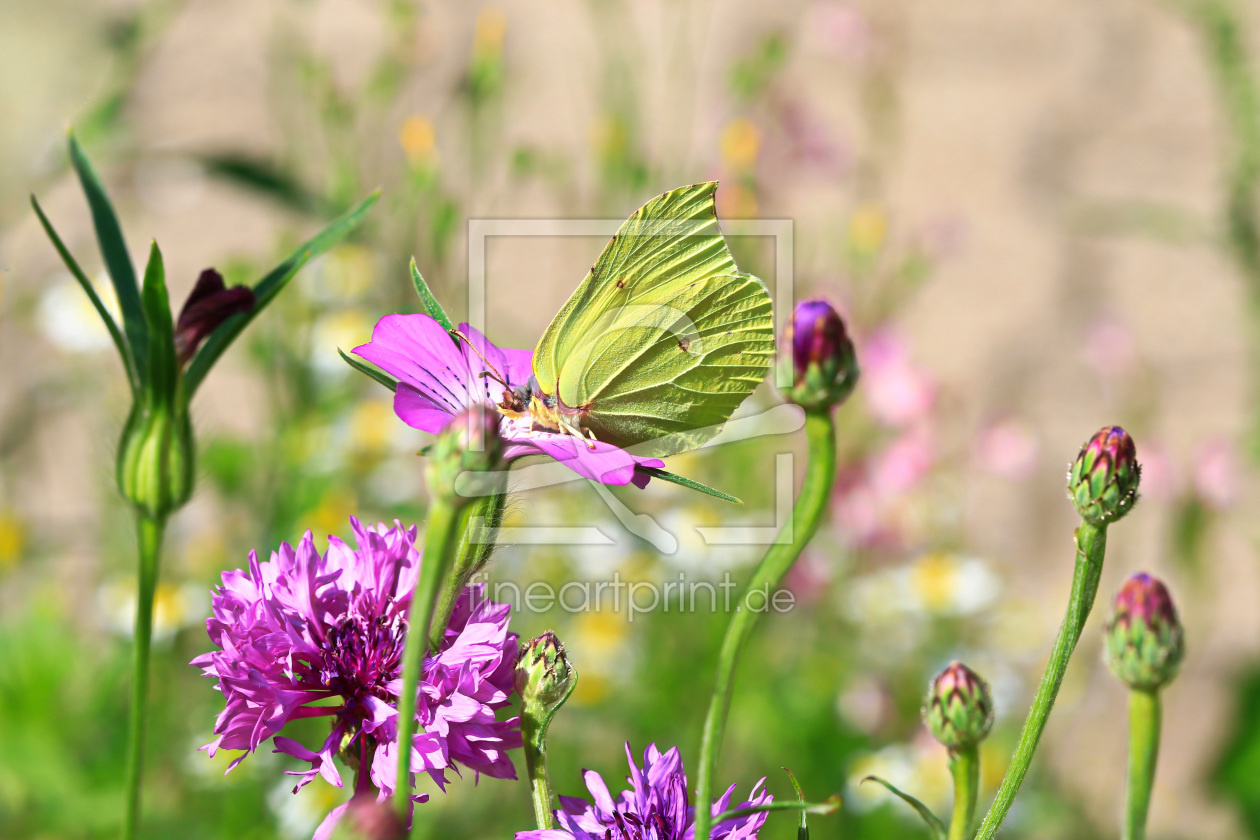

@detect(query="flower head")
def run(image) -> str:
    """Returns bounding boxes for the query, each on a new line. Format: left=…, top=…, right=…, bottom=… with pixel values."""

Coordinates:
left=516, top=631, right=577, bottom=714
left=353, top=314, right=664, bottom=486
left=515, top=742, right=770, bottom=840
left=923, top=661, right=994, bottom=751
left=192, top=518, right=520, bottom=820
left=1068, top=426, right=1140, bottom=524
left=1105, top=572, right=1185, bottom=691
left=778, top=299, right=858, bottom=410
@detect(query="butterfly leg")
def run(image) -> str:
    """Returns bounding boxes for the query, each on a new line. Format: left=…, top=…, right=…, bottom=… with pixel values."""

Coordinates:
left=557, top=416, right=598, bottom=451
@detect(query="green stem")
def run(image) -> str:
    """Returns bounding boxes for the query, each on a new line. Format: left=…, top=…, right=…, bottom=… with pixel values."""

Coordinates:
left=1124, top=689, right=1162, bottom=840
left=522, top=708, right=555, bottom=829
left=973, top=521, right=1108, bottom=840
left=947, top=746, right=979, bottom=840
left=121, top=513, right=166, bottom=840
left=693, top=409, right=837, bottom=840
left=429, top=488, right=506, bottom=651
left=395, top=498, right=461, bottom=824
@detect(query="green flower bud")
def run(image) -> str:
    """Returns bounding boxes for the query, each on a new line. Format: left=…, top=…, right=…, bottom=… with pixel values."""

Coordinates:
left=426, top=405, right=504, bottom=504
left=1068, top=426, right=1140, bottom=525
left=515, top=631, right=576, bottom=716
left=778, top=299, right=859, bottom=410
left=1105, top=573, right=1185, bottom=691
left=116, top=401, right=194, bottom=520
left=924, top=661, right=995, bottom=751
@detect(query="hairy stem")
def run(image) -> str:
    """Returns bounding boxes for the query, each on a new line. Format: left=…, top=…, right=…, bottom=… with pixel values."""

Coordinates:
left=693, top=409, right=837, bottom=840
left=973, top=521, right=1108, bottom=839
left=395, top=498, right=461, bottom=825
left=947, top=746, right=979, bottom=840
left=1124, top=689, right=1162, bottom=840
left=121, top=513, right=166, bottom=840
left=522, top=709, right=556, bottom=829
left=429, top=488, right=506, bottom=651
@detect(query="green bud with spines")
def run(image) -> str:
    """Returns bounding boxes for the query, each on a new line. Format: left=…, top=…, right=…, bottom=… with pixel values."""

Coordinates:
left=1105, top=572, right=1185, bottom=692
left=515, top=631, right=576, bottom=715
left=924, top=661, right=995, bottom=751
left=1068, top=425, right=1141, bottom=525
left=778, top=299, right=859, bottom=410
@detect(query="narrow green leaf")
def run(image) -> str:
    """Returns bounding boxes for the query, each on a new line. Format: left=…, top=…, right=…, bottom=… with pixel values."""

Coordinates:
left=711, top=795, right=841, bottom=827
left=635, top=466, right=742, bottom=504
left=860, top=776, right=947, bottom=840
left=183, top=190, right=380, bottom=398
left=200, top=153, right=328, bottom=216
left=68, top=132, right=148, bottom=383
left=411, top=259, right=455, bottom=332
left=338, top=348, right=398, bottom=392
left=140, top=242, right=176, bottom=402
left=30, top=195, right=138, bottom=392
left=784, top=767, right=810, bottom=840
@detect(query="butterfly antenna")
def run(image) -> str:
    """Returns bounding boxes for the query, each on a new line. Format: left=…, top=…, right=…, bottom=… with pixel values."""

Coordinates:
left=452, top=329, right=512, bottom=390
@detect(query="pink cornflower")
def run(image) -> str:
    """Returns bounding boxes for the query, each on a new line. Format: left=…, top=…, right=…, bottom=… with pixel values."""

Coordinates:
left=192, top=518, right=520, bottom=837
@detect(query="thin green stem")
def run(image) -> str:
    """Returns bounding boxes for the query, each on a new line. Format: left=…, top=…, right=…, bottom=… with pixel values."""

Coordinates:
left=693, top=409, right=837, bottom=840
left=121, top=513, right=166, bottom=840
left=947, top=747, right=979, bottom=840
left=973, top=521, right=1108, bottom=840
left=522, top=710, right=555, bottom=829
left=395, top=498, right=461, bottom=824
left=429, top=488, right=506, bottom=651
left=1124, top=689, right=1162, bottom=840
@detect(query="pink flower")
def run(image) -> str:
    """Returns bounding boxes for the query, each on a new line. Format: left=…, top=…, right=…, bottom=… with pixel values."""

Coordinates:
left=192, top=519, right=520, bottom=835
left=1194, top=437, right=1237, bottom=511
left=861, top=330, right=935, bottom=428
left=354, top=314, right=664, bottom=486
left=974, top=418, right=1039, bottom=480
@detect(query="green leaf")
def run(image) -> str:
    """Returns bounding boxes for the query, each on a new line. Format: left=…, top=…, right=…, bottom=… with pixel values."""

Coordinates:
left=635, top=466, right=742, bottom=504
left=200, top=153, right=328, bottom=216
left=710, top=794, right=841, bottom=828
left=182, top=190, right=380, bottom=398
left=784, top=767, right=810, bottom=840
left=338, top=348, right=398, bottom=392
left=410, top=259, right=455, bottom=332
left=860, top=776, right=946, bottom=840
left=30, top=195, right=138, bottom=393
left=140, top=242, right=176, bottom=403
left=67, top=133, right=148, bottom=384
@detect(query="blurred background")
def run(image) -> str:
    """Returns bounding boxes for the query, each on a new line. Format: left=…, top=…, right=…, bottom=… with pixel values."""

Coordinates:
left=2, top=0, right=1259, bottom=838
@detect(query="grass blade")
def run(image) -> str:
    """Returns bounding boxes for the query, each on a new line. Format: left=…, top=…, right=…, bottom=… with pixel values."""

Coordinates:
left=68, top=133, right=148, bottom=384
left=31, top=195, right=138, bottom=392
left=861, top=776, right=946, bottom=840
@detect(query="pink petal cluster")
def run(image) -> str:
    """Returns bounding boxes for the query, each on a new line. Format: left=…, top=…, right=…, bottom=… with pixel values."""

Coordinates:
left=353, top=314, right=663, bottom=486
left=192, top=518, right=520, bottom=832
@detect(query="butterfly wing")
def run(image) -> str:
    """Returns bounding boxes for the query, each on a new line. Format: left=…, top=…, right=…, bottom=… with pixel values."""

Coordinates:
left=533, top=182, right=737, bottom=393
left=563, top=271, right=774, bottom=456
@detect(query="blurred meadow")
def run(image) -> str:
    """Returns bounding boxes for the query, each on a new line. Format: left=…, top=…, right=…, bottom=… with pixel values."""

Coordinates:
left=3, top=0, right=1260, bottom=838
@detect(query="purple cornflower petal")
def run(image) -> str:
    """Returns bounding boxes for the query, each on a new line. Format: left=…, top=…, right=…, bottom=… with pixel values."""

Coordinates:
left=353, top=313, right=664, bottom=485
left=193, top=517, right=519, bottom=829
left=516, top=742, right=771, bottom=840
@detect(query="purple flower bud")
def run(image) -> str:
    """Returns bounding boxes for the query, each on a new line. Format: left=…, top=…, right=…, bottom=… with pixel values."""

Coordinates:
left=778, top=298, right=858, bottom=409
left=429, top=405, right=506, bottom=500
left=924, top=661, right=994, bottom=751
left=174, top=269, right=256, bottom=366
left=1105, top=572, right=1185, bottom=691
left=1068, top=426, right=1141, bottom=524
